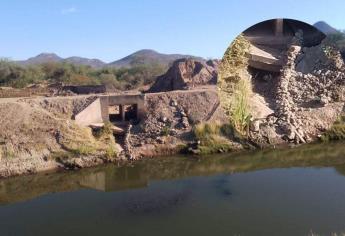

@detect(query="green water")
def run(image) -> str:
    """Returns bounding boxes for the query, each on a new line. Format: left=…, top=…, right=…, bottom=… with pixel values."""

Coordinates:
left=1, top=142, right=345, bottom=235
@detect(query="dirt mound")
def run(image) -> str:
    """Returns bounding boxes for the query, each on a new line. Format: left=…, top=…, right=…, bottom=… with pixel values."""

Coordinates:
left=0, top=97, right=116, bottom=177
left=129, top=89, right=227, bottom=158
left=148, top=59, right=219, bottom=93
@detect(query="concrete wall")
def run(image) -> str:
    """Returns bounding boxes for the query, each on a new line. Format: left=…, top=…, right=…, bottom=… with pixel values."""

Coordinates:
left=99, top=96, right=110, bottom=122
left=74, top=94, right=146, bottom=125
left=100, top=94, right=146, bottom=121
left=75, top=98, right=103, bottom=126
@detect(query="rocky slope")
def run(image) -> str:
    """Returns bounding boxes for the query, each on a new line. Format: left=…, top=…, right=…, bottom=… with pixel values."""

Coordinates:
left=313, top=21, right=339, bottom=35
left=0, top=96, right=117, bottom=177
left=148, top=58, right=219, bottom=92
left=129, top=88, right=228, bottom=158
left=247, top=33, right=345, bottom=146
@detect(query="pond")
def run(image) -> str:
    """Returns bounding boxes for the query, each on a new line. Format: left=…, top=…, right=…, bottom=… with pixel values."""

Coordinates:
left=1, top=142, right=345, bottom=236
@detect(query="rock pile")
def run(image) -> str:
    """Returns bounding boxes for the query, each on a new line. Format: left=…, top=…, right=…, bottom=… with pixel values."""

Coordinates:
left=249, top=32, right=345, bottom=146
left=148, top=58, right=219, bottom=93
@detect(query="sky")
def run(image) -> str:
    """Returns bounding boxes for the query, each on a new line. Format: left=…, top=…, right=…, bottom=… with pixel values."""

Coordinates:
left=0, top=0, right=344, bottom=62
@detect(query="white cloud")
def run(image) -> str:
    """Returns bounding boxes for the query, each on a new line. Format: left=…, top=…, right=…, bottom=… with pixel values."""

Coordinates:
left=61, top=7, right=77, bottom=15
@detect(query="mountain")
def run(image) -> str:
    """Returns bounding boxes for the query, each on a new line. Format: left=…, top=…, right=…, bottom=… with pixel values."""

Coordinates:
left=14, top=49, right=203, bottom=69
left=313, top=21, right=339, bottom=35
left=17, top=53, right=106, bottom=68
left=64, top=57, right=106, bottom=68
left=18, top=53, right=63, bottom=65
left=108, top=49, right=204, bottom=68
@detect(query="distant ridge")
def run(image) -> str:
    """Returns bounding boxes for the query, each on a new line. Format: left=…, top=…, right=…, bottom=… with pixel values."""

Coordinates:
left=18, top=53, right=63, bottom=65
left=108, top=49, right=204, bottom=68
left=313, top=21, right=339, bottom=35
left=64, top=57, right=106, bottom=68
left=14, top=49, right=204, bottom=69
left=16, top=53, right=106, bottom=68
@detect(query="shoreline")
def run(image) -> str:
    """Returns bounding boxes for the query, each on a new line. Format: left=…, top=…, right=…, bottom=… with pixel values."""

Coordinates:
left=0, top=139, right=329, bottom=179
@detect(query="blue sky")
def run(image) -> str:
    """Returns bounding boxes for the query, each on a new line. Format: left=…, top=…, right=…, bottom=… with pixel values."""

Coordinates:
left=0, top=0, right=344, bottom=62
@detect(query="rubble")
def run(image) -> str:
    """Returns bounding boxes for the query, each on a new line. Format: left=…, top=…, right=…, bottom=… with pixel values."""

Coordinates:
left=249, top=32, right=345, bottom=146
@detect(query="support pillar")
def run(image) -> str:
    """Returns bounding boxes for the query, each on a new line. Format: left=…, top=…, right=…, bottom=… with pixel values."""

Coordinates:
left=275, top=19, right=283, bottom=36
left=119, top=105, right=125, bottom=121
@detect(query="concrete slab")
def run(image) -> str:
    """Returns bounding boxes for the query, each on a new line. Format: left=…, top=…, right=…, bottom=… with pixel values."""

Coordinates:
left=248, top=44, right=284, bottom=72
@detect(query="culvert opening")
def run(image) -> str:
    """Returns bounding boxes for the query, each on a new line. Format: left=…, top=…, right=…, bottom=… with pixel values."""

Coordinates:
left=109, top=104, right=138, bottom=123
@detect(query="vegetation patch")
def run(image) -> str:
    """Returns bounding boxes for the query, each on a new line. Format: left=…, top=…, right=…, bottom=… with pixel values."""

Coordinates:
left=93, top=121, right=113, bottom=139
left=192, top=122, right=239, bottom=155
left=105, top=145, right=118, bottom=160
left=321, top=115, right=345, bottom=141
left=218, top=34, right=252, bottom=134
left=161, top=125, right=171, bottom=136
left=324, top=31, right=345, bottom=59
left=70, top=145, right=97, bottom=156
left=0, top=59, right=167, bottom=90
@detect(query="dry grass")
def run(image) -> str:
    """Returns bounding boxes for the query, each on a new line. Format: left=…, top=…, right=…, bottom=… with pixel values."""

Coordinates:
left=193, top=122, right=236, bottom=154
left=321, top=115, right=345, bottom=141
left=218, top=34, right=252, bottom=134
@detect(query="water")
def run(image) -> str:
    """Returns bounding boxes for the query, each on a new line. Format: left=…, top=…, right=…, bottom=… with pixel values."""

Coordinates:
left=1, top=143, right=345, bottom=236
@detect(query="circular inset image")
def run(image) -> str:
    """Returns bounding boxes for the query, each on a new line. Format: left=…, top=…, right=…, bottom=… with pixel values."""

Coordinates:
left=218, top=18, right=344, bottom=145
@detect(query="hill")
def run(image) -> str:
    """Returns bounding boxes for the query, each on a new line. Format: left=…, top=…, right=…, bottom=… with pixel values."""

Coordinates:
left=64, top=57, right=106, bottom=68
left=17, top=53, right=106, bottom=68
left=313, top=21, right=339, bottom=35
left=14, top=49, right=203, bottom=69
left=18, top=53, right=63, bottom=65
left=108, top=49, right=204, bottom=68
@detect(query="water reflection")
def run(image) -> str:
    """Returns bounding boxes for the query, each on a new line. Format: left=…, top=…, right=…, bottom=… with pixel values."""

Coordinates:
left=1, top=142, right=345, bottom=205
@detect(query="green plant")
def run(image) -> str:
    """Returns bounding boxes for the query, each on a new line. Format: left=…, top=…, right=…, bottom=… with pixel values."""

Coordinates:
left=161, top=125, right=171, bottom=136
left=321, top=116, right=345, bottom=141
left=3, top=149, right=15, bottom=158
left=105, top=145, right=117, bottom=160
left=218, top=34, right=252, bottom=135
left=0, top=59, right=167, bottom=90
left=192, top=122, right=237, bottom=155
left=93, top=121, right=113, bottom=138
left=71, top=145, right=96, bottom=156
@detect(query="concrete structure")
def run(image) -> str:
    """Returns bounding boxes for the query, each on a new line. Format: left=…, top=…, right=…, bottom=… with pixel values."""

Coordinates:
left=74, top=98, right=103, bottom=126
left=248, top=44, right=283, bottom=72
left=79, top=168, right=147, bottom=192
left=243, top=18, right=326, bottom=72
left=75, top=93, right=145, bottom=127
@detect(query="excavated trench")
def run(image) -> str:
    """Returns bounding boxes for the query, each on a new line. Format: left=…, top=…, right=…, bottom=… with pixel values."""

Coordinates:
left=249, top=67, right=280, bottom=111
